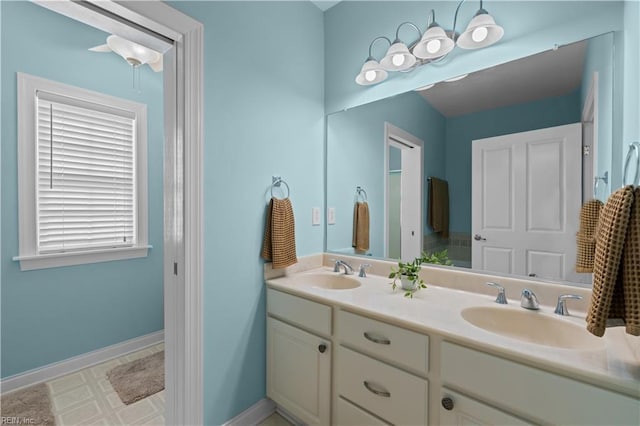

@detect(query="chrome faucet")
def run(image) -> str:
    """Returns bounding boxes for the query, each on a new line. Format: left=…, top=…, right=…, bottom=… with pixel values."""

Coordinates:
left=358, top=264, right=371, bottom=277
left=486, top=282, right=507, bottom=304
left=333, top=259, right=354, bottom=275
left=520, top=288, right=540, bottom=310
left=554, top=294, right=583, bottom=316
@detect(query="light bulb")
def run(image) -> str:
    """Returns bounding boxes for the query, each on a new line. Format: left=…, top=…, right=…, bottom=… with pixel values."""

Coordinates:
left=365, top=70, right=377, bottom=82
left=426, top=39, right=442, bottom=54
left=472, top=26, right=488, bottom=43
left=392, top=54, right=405, bottom=67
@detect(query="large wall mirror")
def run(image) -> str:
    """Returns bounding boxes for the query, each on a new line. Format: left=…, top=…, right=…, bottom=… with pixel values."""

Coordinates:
left=326, top=32, right=620, bottom=288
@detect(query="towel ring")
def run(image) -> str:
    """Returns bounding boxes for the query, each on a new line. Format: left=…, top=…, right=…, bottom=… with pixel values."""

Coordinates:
left=271, top=176, right=290, bottom=199
left=623, top=142, right=640, bottom=186
left=593, top=171, right=608, bottom=199
left=356, top=186, right=367, bottom=202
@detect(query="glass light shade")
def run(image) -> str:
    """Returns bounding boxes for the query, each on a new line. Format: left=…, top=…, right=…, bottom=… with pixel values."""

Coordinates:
left=413, top=25, right=455, bottom=59
left=107, top=35, right=161, bottom=66
left=380, top=42, right=416, bottom=71
left=456, top=12, right=504, bottom=49
left=355, top=59, right=388, bottom=85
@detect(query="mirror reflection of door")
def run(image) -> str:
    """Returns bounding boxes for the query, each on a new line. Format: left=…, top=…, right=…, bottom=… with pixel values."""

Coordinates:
left=385, top=123, right=423, bottom=261
left=472, top=123, right=583, bottom=282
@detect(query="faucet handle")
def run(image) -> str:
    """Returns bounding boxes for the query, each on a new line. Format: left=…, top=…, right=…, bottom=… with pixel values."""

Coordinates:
left=520, top=288, right=540, bottom=310
left=486, top=282, right=507, bottom=304
left=329, top=258, right=340, bottom=272
left=358, top=264, right=371, bottom=278
left=554, top=294, right=583, bottom=316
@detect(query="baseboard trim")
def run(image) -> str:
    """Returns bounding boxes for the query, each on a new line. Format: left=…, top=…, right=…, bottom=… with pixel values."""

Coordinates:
left=1, top=330, right=164, bottom=394
left=223, top=398, right=276, bottom=426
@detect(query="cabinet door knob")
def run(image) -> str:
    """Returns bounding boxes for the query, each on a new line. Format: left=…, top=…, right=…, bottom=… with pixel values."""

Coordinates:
left=441, top=397, right=454, bottom=411
left=318, top=344, right=327, bottom=353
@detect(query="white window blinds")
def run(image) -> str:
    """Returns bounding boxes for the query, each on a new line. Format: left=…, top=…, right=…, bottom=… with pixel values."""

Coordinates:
left=36, top=91, right=137, bottom=253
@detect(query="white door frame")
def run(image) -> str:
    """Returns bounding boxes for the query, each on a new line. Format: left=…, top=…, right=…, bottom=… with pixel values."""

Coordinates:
left=32, top=2, right=204, bottom=425
left=582, top=72, right=599, bottom=201
left=383, top=122, right=423, bottom=260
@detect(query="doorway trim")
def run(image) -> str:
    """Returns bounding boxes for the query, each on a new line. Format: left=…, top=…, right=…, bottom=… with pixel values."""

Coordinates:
left=383, top=122, right=424, bottom=260
left=582, top=72, right=599, bottom=200
left=31, top=1, right=204, bottom=425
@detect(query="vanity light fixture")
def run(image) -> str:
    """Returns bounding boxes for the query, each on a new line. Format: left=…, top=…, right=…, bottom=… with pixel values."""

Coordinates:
left=444, top=73, right=469, bottom=82
left=415, top=83, right=436, bottom=91
left=355, top=0, right=504, bottom=86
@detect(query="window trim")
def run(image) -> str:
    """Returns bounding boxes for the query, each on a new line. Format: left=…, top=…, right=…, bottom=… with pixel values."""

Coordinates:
left=15, top=72, right=149, bottom=271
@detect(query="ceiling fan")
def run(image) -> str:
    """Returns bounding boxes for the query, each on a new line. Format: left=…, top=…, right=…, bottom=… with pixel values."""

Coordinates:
left=89, top=35, right=162, bottom=72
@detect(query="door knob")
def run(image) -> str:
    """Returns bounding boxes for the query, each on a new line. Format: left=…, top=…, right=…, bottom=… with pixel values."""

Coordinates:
left=474, top=234, right=486, bottom=241
left=318, top=344, right=327, bottom=353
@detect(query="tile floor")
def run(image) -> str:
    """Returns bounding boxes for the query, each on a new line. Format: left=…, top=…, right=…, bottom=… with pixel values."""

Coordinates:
left=259, top=413, right=293, bottom=426
left=46, top=343, right=165, bottom=425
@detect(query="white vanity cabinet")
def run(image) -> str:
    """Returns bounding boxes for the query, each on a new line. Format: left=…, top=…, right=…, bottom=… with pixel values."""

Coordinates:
left=440, top=342, right=640, bottom=425
left=266, top=289, right=332, bottom=425
left=266, top=282, right=639, bottom=426
left=439, top=389, right=534, bottom=425
left=335, top=310, right=430, bottom=425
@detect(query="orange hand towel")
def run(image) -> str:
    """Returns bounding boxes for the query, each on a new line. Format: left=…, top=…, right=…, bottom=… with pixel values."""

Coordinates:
left=575, top=199, right=603, bottom=273
left=352, top=201, right=370, bottom=253
left=586, top=186, right=635, bottom=337
left=619, top=187, right=640, bottom=335
left=261, top=197, right=297, bottom=269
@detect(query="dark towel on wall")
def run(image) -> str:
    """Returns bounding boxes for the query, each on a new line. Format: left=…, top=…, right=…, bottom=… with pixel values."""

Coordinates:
left=428, top=177, right=449, bottom=238
left=352, top=201, right=370, bottom=252
left=261, top=197, right=298, bottom=269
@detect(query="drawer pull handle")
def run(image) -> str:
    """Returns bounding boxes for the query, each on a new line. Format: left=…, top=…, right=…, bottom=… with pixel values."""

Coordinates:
left=441, top=397, right=454, bottom=411
left=363, top=381, right=391, bottom=398
left=318, top=344, right=327, bottom=353
left=363, top=332, right=391, bottom=345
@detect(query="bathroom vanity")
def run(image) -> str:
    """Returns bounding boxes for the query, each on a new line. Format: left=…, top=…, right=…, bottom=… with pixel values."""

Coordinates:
left=265, top=256, right=640, bottom=425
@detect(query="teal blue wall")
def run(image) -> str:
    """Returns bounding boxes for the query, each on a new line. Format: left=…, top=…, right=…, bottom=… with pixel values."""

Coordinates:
left=0, top=1, right=164, bottom=378
left=445, top=91, right=582, bottom=233
left=581, top=33, right=614, bottom=191
left=622, top=0, right=640, bottom=184
left=168, top=2, right=324, bottom=424
left=327, top=91, right=445, bottom=258
left=324, top=1, right=624, bottom=113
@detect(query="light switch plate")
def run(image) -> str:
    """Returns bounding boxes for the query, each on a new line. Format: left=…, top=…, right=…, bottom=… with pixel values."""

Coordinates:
left=312, top=207, right=321, bottom=225
left=328, top=207, right=336, bottom=225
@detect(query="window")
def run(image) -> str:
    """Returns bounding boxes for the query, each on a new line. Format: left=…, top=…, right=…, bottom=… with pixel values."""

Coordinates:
left=15, top=73, right=149, bottom=270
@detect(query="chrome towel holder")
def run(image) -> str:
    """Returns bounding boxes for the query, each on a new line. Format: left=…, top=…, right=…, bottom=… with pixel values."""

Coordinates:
left=355, top=186, right=368, bottom=202
left=593, top=171, right=608, bottom=199
left=623, top=142, right=640, bottom=186
left=271, top=176, right=290, bottom=199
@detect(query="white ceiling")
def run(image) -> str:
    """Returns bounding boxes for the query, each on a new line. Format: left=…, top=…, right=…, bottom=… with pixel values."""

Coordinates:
left=309, top=1, right=342, bottom=11
left=418, top=40, right=588, bottom=117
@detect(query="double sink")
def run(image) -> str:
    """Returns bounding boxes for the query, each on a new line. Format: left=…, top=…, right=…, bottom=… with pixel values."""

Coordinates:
left=295, top=270, right=604, bottom=352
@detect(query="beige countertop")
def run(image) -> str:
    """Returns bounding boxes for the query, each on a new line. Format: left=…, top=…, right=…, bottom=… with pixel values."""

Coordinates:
left=265, top=254, right=640, bottom=399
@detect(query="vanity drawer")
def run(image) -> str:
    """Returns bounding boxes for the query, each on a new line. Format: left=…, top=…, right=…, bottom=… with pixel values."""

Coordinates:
left=336, top=396, right=390, bottom=425
left=441, top=341, right=640, bottom=425
left=267, top=289, right=331, bottom=336
left=337, top=310, right=429, bottom=374
left=336, top=346, right=429, bottom=425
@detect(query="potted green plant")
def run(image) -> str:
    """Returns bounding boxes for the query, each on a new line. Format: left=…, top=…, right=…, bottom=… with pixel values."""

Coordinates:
left=389, top=257, right=426, bottom=298
left=420, top=249, right=453, bottom=266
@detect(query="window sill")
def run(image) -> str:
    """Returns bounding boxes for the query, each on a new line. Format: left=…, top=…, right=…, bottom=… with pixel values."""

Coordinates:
left=13, top=245, right=152, bottom=271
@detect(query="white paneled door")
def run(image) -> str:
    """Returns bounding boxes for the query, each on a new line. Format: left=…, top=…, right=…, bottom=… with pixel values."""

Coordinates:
left=472, top=123, right=582, bottom=282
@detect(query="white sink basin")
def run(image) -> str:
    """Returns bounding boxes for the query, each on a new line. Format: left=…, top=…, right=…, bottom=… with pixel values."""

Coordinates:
left=461, top=306, right=605, bottom=350
left=300, top=273, right=361, bottom=290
